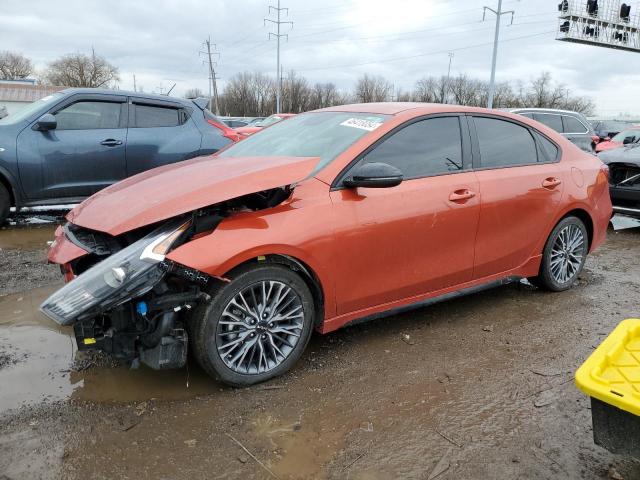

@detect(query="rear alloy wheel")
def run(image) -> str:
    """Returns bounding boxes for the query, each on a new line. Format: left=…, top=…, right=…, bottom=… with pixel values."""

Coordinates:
left=530, top=216, right=588, bottom=291
left=191, top=264, right=315, bottom=386
left=0, top=184, right=10, bottom=225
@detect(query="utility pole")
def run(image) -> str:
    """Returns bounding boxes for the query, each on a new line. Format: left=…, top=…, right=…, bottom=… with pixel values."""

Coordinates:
left=133, top=74, right=137, bottom=93
left=265, top=0, right=293, bottom=114
left=443, top=52, right=454, bottom=104
left=483, top=0, right=514, bottom=109
left=200, top=37, right=221, bottom=115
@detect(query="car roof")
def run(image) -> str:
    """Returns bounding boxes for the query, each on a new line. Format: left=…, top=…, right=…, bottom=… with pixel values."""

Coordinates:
left=60, top=87, right=194, bottom=106
left=314, top=102, right=509, bottom=116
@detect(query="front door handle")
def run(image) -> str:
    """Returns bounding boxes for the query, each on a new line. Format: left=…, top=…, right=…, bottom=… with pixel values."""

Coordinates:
left=100, top=139, right=123, bottom=147
left=449, top=189, right=476, bottom=202
left=542, top=177, right=562, bottom=189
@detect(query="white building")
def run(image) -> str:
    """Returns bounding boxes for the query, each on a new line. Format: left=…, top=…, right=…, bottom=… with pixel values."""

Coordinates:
left=0, top=79, right=66, bottom=115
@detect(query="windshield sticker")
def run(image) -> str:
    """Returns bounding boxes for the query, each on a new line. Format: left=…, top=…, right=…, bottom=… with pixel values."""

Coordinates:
left=340, top=118, right=383, bottom=131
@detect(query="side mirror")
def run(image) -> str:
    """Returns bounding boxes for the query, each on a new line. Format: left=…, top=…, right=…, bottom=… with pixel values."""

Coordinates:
left=623, top=136, right=635, bottom=145
left=34, top=113, right=57, bottom=131
left=343, top=162, right=403, bottom=189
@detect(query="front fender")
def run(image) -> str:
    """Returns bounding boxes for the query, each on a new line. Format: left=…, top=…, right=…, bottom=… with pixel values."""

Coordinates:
left=166, top=180, right=337, bottom=318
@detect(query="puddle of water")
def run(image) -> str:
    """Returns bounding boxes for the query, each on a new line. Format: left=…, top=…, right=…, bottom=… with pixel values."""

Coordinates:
left=0, top=225, right=57, bottom=250
left=0, top=285, right=219, bottom=415
left=251, top=408, right=349, bottom=478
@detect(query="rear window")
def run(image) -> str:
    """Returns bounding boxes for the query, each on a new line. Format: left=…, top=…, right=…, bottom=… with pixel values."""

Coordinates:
left=562, top=115, right=588, bottom=133
left=474, top=117, right=538, bottom=168
left=533, top=114, right=563, bottom=133
left=534, top=132, right=559, bottom=162
left=133, top=104, right=183, bottom=128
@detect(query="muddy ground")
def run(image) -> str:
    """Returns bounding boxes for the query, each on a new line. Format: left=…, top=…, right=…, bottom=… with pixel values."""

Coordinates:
left=1, top=215, right=640, bottom=480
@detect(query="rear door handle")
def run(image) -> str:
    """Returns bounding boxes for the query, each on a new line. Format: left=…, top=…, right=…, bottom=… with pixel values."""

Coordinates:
left=449, top=189, right=476, bottom=202
left=542, top=177, right=562, bottom=189
left=100, top=139, right=123, bottom=147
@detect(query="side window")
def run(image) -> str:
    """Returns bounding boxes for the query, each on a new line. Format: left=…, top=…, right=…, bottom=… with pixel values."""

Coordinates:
left=133, top=104, right=183, bottom=128
left=519, top=112, right=535, bottom=119
left=361, top=117, right=464, bottom=179
left=562, top=115, right=588, bottom=133
left=533, top=113, right=563, bottom=133
left=534, top=132, right=559, bottom=162
left=474, top=117, right=538, bottom=168
left=55, top=101, right=122, bottom=130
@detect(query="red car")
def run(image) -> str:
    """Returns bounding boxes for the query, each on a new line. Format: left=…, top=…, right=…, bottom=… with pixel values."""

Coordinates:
left=595, top=127, right=640, bottom=153
left=234, top=113, right=295, bottom=137
left=42, top=103, right=611, bottom=386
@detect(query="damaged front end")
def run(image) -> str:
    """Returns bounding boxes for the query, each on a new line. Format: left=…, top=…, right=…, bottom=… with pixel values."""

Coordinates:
left=608, top=162, right=640, bottom=217
left=41, top=186, right=292, bottom=370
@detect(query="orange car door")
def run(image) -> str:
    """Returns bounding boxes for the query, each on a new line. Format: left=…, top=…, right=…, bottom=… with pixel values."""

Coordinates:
left=329, top=115, right=481, bottom=316
left=469, top=115, right=564, bottom=279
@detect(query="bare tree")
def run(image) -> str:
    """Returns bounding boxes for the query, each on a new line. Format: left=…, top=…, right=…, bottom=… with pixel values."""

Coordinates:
left=217, top=70, right=593, bottom=116
left=395, top=87, right=412, bottom=102
left=282, top=70, right=310, bottom=113
left=449, top=75, right=479, bottom=106
left=0, top=51, right=33, bottom=79
left=354, top=74, right=392, bottom=103
left=184, top=87, right=205, bottom=99
left=308, top=82, right=340, bottom=110
left=43, top=49, right=119, bottom=88
left=413, top=77, right=440, bottom=103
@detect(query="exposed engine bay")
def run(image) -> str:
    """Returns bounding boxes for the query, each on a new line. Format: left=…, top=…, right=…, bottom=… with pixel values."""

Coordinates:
left=41, top=186, right=292, bottom=370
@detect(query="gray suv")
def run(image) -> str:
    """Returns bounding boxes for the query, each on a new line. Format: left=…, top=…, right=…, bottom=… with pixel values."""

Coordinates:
left=0, top=88, right=235, bottom=224
left=509, top=108, right=596, bottom=153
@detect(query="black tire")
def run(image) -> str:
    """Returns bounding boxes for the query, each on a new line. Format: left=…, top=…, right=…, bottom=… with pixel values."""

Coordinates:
left=529, top=216, right=588, bottom=292
left=191, top=263, right=315, bottom=387
left=0, top=183, right=10, bottom=225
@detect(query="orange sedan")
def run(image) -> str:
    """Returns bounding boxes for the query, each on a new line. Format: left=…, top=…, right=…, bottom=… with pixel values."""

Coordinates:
left=42, top=103, right=612, bottom=386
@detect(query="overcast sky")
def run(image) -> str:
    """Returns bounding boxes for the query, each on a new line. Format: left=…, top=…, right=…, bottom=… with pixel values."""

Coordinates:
left=2, top=0, right=639, bottom=116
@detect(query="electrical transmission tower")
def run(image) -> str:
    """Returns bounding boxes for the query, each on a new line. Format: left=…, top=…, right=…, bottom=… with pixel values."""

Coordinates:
left=483, top=0, right=515, bottom=109
left=265, top=0, right=293, bottom=114
left=200, top=37, right=221, bottom=115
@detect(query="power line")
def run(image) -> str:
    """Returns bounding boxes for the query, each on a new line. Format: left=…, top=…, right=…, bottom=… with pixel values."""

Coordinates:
left=295, top=30, right=555, bottom=73
left=265, top=0, right=293, bottom=113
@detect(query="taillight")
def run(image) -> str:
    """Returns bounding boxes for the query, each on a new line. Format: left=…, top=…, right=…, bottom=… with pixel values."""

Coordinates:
left=206, top=119, right=240, bottom=143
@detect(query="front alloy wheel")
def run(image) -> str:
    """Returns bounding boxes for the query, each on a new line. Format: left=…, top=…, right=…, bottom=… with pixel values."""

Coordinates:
left=217, top=280, right=304, bottom=375
left=191, top=264, right=315, bottom=386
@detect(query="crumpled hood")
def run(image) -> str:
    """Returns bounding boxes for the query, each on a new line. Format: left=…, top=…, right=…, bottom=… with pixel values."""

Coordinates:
left=67, top=155, right=319, bottom=235
left=599, top=143, right=640, bottom=166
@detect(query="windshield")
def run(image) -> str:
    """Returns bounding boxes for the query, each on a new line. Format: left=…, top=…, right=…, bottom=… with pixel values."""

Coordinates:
left=611, top=129, right=640, bottom=143
left=0, top=92, right=64, bottom=125
left=257, top=115, right=287, bottom=127
left=219, top=111, right=390, bottom=173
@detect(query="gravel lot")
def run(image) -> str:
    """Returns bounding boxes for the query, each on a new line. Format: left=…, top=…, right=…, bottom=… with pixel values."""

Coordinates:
left=1, top=219, right=639, bottom=480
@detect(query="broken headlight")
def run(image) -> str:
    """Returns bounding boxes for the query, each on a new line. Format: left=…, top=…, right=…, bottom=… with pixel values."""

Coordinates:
left=40, top=219, right=191, bottom=326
